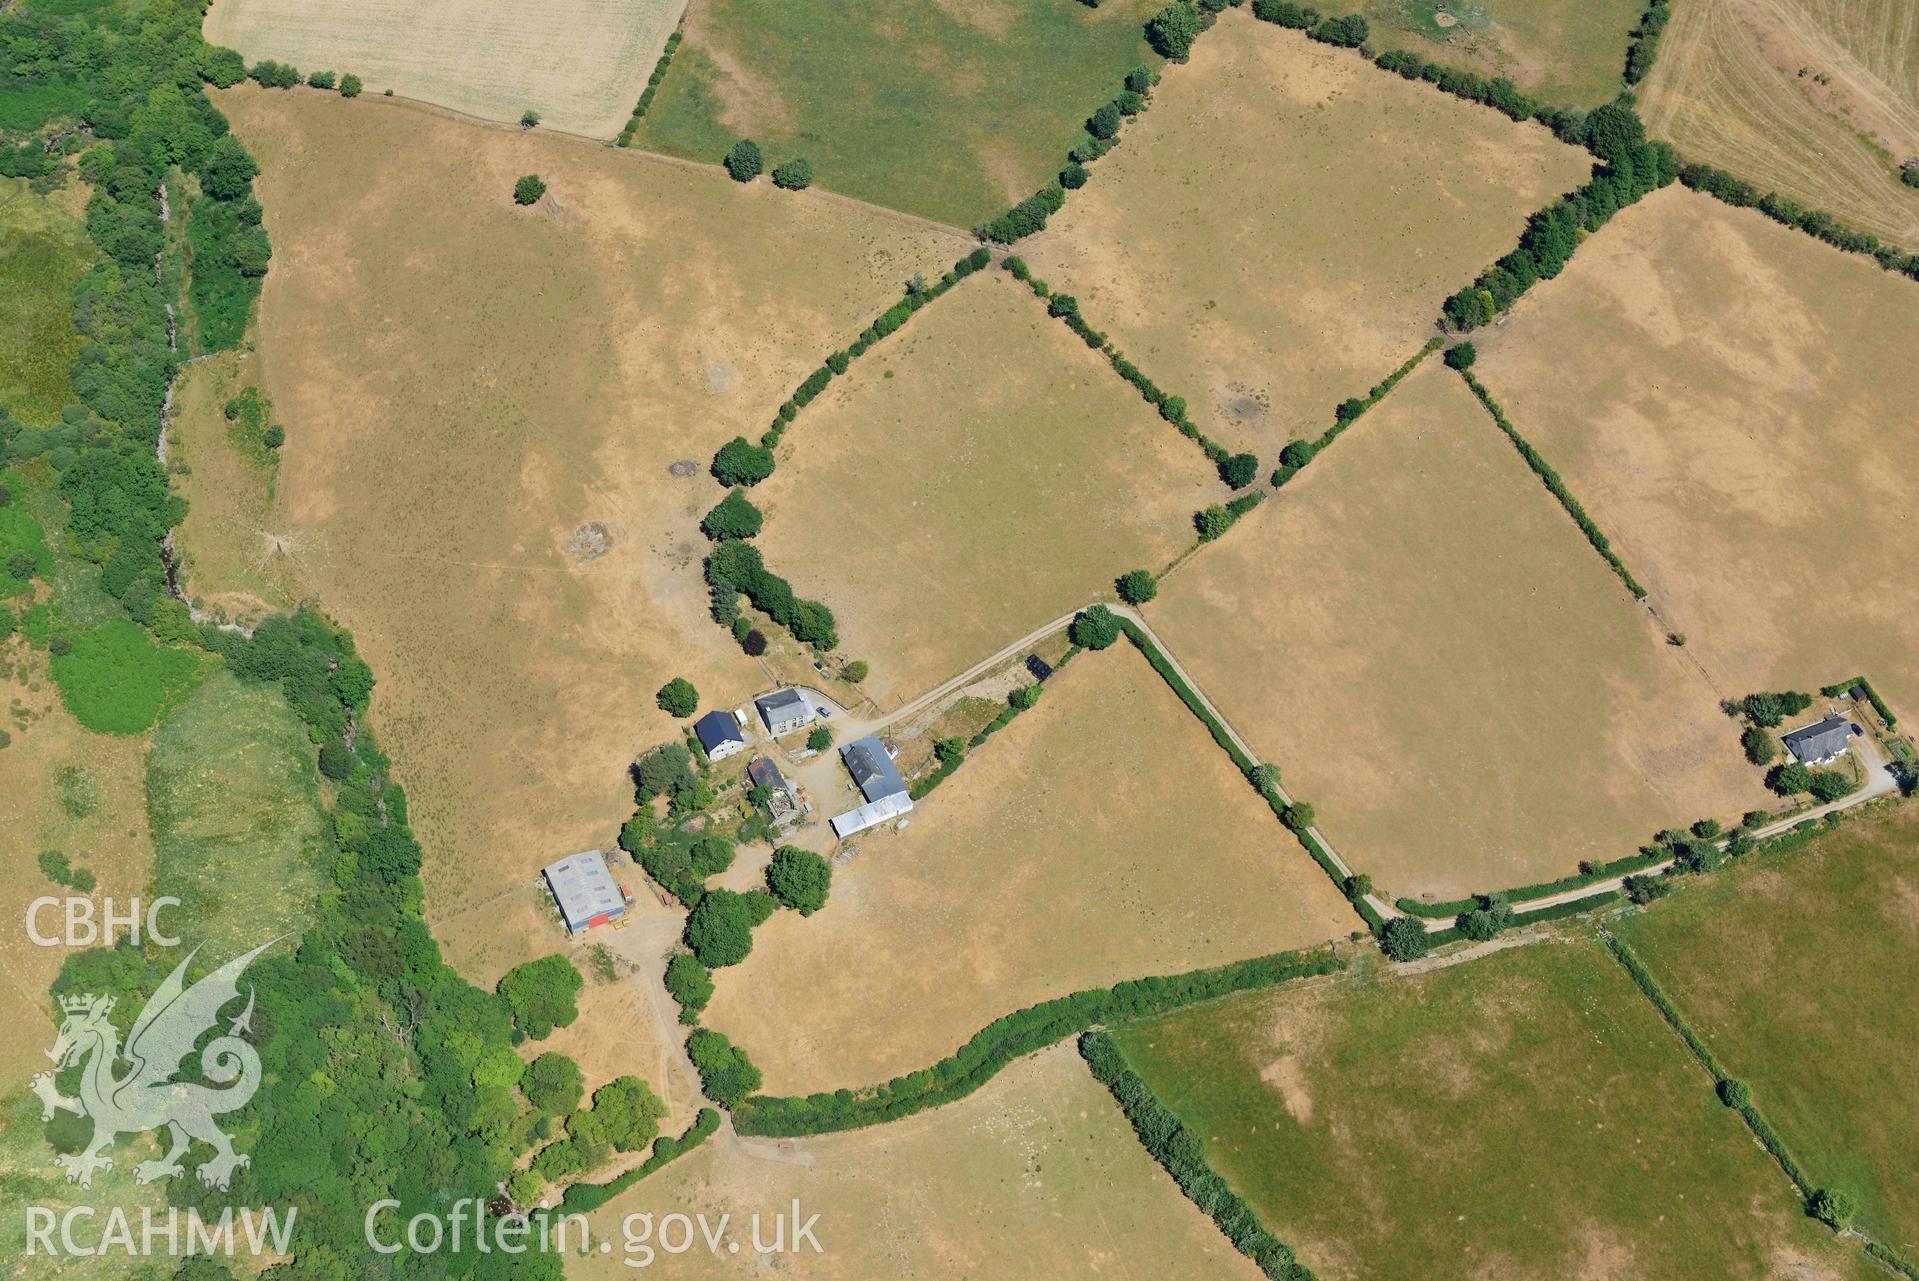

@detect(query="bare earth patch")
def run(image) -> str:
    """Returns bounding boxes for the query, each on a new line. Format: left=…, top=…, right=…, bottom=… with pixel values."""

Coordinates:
left=221, top=87, right=969, bottom=982
left=203, top=0, right=687, bottom=139
left=1018, top=12, right=1594, bottom=456
left=570, top=1043, right=1265, bottom=1281
left=752, top=270, right=1221, bottom=710
left=1472, top=187, right=1919, bottom=717
left=701, top=640, right=1359, bottom=1095
left=1146, top=361, right=1770, bottom=902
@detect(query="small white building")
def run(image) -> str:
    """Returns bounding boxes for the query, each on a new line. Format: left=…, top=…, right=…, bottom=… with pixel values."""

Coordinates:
left=693, top=710, right=748, bottom=761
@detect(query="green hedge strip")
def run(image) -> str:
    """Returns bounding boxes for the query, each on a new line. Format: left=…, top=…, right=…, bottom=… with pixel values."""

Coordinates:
left=1458, top=369, right=1648, bottom=598
left=731, top=944, right=1343, bottom=1136
left=618, top=28, right=683, bottom=143
left=1397, top=852, right=1659, bottom=917
left=1272, top=339, right=1439, bottom=487
left=1114, top=617, right=1380, bottom=929
left=555, top=1108, right=720, bottom=1213
left=1819, top=675, right=1897, bottom=729
left=1081, top=1031, right=1313, bottom=1280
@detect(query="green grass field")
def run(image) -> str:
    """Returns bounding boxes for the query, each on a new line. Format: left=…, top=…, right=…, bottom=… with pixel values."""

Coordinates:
left=1612, top=805, right=1919, bottom=1263
left=633, top=0, right=1162, bottom=225
left=1115, top=936, right=1878, bottom=1281
left=145, top=668, right=330, bottom=958
left=1324, top=0, right=1644, bottom=107
left=0, top=179, right=93, bottom=426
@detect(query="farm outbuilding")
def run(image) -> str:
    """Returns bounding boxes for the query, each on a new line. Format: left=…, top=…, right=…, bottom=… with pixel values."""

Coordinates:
left=1782, top=714, right=1854, bottom=765
left=755, top=688, right=815, bottom=736
left=831, top=735, right=913, bottom=837
left=694, top=710, right=748, bottom=761
left=542, top=849, right=629, bottom=933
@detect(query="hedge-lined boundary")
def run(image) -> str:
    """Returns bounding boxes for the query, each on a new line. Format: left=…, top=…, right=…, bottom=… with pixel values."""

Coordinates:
left=1622, top=0, right=1672, bottom=86
left=730, top=944, right=1344, bottom=1136
left=1603, top=933, right=1817, bottom=1194
left=617, top=25, right=684, bottom=145
left=910, top=647, right=1082, bottom=800
left=553, top=1108, right=720, bottom=1213
left=1271, top=339, right=1440, bottom=487
left=976, top=43, right=1167, bottom=243
left=1457, top=368, right=1649, bottom=597
left=1398, top=852, right=1659, bottom=918
left=1678, top=162, right=1919, bottom=286
left=699, top=248, right=992, bottom=655
left=1001, top=255, right=1231, bottom=466
left=1820, top=675, right=1897, bottom=730
left=1114, top=616, right=1383, bottom=931
left=1081, top=1031, right=1314, bottom=1280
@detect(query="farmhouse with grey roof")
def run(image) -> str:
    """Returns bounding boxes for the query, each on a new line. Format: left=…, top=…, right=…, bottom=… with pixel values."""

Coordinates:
left=693, top=710, right=747, bottom=762
left=842, top=735, right=907, bottom=803
left=1782, top=714, right=1853, bottom=765
left=755, top=688, right=815, bottom=736
left=831, top=735, right=913, bottom=837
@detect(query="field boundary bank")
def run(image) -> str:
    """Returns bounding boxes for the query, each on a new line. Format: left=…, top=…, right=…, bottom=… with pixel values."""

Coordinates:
left=616, top=15, right=685, bottom=145
left=1454, top=367, right=1648, bottom=597
left=1268, top=338, right=1440, bottom=488
left=1080, top=1029, right=1314, bottom=1280
left=728, top=945, right=1345, bottom=1137
left=1603, top=930, right=1919, bottom=1278
left=699, top=248, right=991, bottom=655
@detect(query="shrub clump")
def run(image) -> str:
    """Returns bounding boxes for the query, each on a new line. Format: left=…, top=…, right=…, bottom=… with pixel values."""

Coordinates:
left=513, top=174, right=546, bottom=205
left=655, top=677, right=698, bottom=718
left=772, top=157, right=813, bottom=190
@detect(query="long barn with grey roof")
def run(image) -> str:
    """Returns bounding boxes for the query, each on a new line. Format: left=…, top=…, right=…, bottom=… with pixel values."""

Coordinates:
left=831, top=735, right=912, bottom=837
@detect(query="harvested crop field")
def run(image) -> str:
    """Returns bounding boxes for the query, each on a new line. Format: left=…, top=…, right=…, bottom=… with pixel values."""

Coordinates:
left=1017, top=12, right=1593, bottom=456
left=220, top=87, right=970, bottom=981
left=700, top=641, right=1359, bottom=1095
left=1612, top=805, right=1919, bottom=1258
left=752, top=270, right=1221, bottom=710
left=1640, top=0, right=1919, bottom=246
left=1146, top=362, right=1770, bottom=902
left=1326, top=0, right=1645, bottom=107
left=1115, top=935, right=1883, bottom=1281
left=633, top=0, right=1162, bottom=226
left=570, top=1042, right=1265, bottom=1281
left=1472, top=188, right=1919, bottom=717
left=202, top=0, right=685, bottom=139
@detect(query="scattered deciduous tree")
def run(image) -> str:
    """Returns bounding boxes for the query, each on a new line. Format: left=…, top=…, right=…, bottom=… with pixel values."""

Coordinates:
left=1070, top=604, right=1120, bottom=650
left=656, top=677, right=699, bottom=718
left=767, top=846, right=831, bottom=915
left=724, top=139, right=764, bottom=182
left=1380, top=916, right=1429, bottom=962
left=497, top=955, right=584, bottom=1039
left=1116, top=569, right=1158, bottom=604
left=513, top=174, right=546, bottom=205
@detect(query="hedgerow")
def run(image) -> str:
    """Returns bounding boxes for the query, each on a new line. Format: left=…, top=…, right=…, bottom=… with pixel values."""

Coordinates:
left=732, top=944, right=1343, bottom=1135
left=1623, top=0, right=1672, bottom=85
left=1677, top=162, right=1919, bottom=284
left=1820, top=676, right=1896, bottom=729
left=1455, top=369, right=1648, bottom=597
left=1081, top=1031, right=1314, bottom=1279
left=553, top=1109, right=720, bottom=1213
left=1396, top=851, right=1660, bottom=918
left=1002, top=256, right=1233, bottom=465
left=618, top=27, right=684, bottom=144
left=1271, top=339, right=1439, bottom=487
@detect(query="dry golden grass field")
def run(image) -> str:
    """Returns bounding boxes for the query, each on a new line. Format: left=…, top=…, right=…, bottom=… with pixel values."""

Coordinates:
left=1473, top=188, right=1919, bottom=718
left=0, top=652, right=154, bottom=1083
left=570, top=1043, right=1265, bottom=1281
left=1326, top=0, right=1646, bottom=107
left=167, top=350, right=295, bottom=629
left=1641, top=0, right=1919, bottom=246
left=1115, top=936, right=1883, bottom=1281
left=220, top=86, right=970, bottom=984
left=1146, top=362, right=1770, bottom=903
left=1614, top=805, right=1919, bottom=1261
left=1017, top=12, right=1593, bottom=457
left=202, top=0, right=684, bottom=139
left=700, top=641, right=1359, bottom=1095
left=751, top=270, right=1221, bottom=710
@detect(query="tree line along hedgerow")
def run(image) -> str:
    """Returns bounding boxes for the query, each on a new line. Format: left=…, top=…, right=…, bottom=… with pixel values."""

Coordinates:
left=698, top=248, right=992, bottom=657
left=1081, top=1030, right=1316, bottom=1280
left=618, top=26, right=683, bottom=146
left=1000, top=255, right=1256, bottom=486
left=1269, top=339, right=1441, bottom=487
left=729, top=944, right=1343, bottom=1136
left=1454, top=368, right=1649, bottom=597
